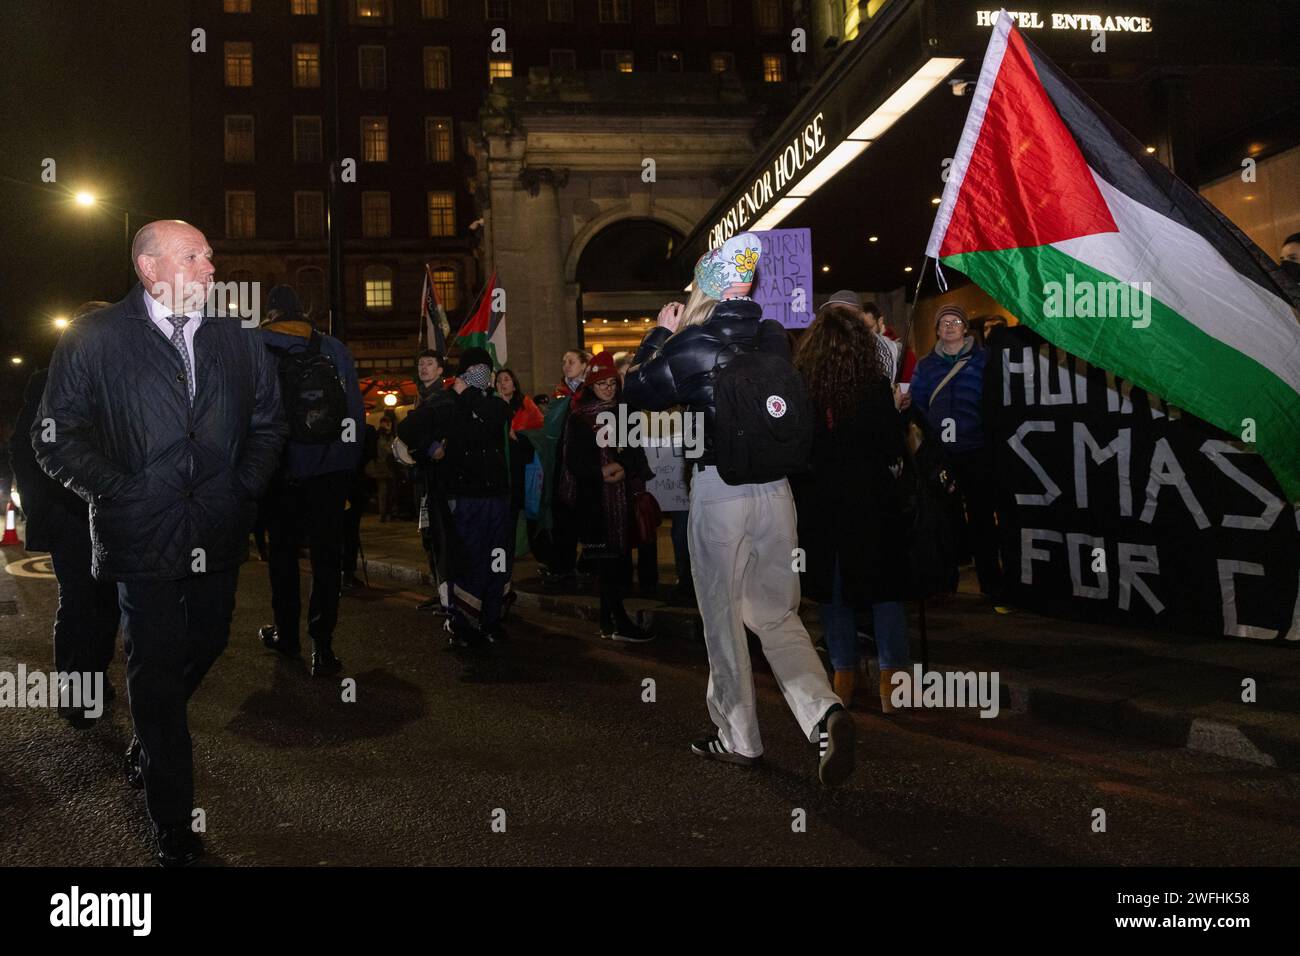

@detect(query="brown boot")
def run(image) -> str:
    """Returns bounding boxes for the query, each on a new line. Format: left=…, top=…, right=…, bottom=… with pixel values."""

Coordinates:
left=879, top=668, right=906, bottom=714
left=832, top=670, right=856, bottom=709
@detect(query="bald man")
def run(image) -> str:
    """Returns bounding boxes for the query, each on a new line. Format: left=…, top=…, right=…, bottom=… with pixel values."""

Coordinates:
left=34, top=220, right=288, bottom=866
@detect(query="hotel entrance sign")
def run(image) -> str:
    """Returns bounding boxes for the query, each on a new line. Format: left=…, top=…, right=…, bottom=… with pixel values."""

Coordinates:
left=975, top=10, right=1153, bottom=32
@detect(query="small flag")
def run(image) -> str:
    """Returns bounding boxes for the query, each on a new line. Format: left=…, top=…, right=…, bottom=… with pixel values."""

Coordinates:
left=926, top=11, right=1300, bottom=499
left=455, top=272, right=505, bottom=368
left=421, top=264, right=450, bottom=353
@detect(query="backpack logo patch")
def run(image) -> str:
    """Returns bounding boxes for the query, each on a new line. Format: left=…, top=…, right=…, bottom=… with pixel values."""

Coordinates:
left=766, top=395, right=787, bottom=418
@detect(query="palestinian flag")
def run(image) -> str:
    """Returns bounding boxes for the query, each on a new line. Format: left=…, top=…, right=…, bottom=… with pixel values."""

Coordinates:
left=927, top=12, right=1300, bottom=500
left=421, top=263, right=450, bottom=353
left=453, top=272, right=507, bottom=368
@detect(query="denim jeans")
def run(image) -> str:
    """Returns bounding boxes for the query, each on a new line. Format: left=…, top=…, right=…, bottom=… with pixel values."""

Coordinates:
left=819, top=558, right=910, bottom=672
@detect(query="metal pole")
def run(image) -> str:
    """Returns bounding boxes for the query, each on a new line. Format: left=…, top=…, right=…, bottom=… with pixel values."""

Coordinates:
left=323, top=0, right=345, bottom=340
left=123, top=210, right=133, bottom=292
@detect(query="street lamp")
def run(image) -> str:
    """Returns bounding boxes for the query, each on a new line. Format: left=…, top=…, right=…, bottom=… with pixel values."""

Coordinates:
left=74, top=191, right=96, bottom=207
left=9, top=356, right=24, bottom=366
left=53, top=316, right=69, bottom=330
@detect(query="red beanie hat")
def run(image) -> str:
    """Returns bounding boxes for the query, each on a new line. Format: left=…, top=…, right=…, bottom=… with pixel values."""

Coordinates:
left=584, top=351, right=619, bottom=387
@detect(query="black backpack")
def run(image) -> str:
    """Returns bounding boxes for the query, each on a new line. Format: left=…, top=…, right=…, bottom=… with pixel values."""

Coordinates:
left=275, top=331, right=348, bottom=445
left=712, top=345, right=813, bottom=486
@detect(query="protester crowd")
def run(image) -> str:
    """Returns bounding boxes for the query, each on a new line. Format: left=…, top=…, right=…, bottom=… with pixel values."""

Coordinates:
left=4, top=218, right=1018, bottom=867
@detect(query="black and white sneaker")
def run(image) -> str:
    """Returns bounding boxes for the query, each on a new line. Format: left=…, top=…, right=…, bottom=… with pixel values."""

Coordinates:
left=606, top=619, right=654, bottom=643
left=690, top=735, right=760, bottom=767
left=817, top=704, right=856, bottom=787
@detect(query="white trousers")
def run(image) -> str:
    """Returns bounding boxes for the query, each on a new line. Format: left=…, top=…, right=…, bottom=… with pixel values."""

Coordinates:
left=688, top=465, right=841, bottom=758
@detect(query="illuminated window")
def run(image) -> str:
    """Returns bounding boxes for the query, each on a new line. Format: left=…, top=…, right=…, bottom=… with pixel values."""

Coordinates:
left=359, top=46, right=386, bottom=90
left=845, top=1, right=861, bottom=40
left=424, top=47, right=450, bottom=89
left=432, top=268, right=459, bottom=311
left=361, top=192, right=391, bottom=238
left=754, top=0, right=781, bottom=32
left=706, top=0, right=731, bottom=27
left=422, top=0, right=448, bottom=16
left=427, top=191, right=455, bottom=237
left=488, top=56, right=513, bottom=81
left=763, top=53, right=784, bottom=82
left=601, top=50, right=634, bottom=73
left=224, top=42, right=253, bottom=86
left=548, top=0, right=573, bottom=21
left=364, top=266, right=393, bottom=311
left=224, top=115, right=254, bottom=163
left=295, top=192, right=325, bottom=239
left=710, top=51, right=734, bottom=73
left=361, top=116, right=388, bottom=162
left=297, top=267, right=325, bottom=316
left=425, top=117, right=453, bottom=162
left=293, top=44, right=321, bottom=87
left=599, top=0, right=631, bottom=22
left=226, top=192, right=256, bottom=239
left=356, top=0, right=387, bottom=19
left=223, top=0, right=251, bottom=12
left=654, top=0, right=679, bottom=25
left=485, top=0, right=510, bottom=18
left=291, top=0, right=318, bottom=13
left=658, top=51, right=683, bottom=72
left=293, top=116, right=322, bottom=162
left=550, top=49, right=577, bottom=72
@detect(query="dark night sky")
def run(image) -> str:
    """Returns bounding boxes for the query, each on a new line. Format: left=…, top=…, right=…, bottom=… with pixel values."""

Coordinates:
left=1, top=0, right=190, bottom=416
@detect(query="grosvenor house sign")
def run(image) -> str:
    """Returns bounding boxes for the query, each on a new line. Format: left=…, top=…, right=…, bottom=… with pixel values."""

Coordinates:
left=707, top=112, right=828, bottom=250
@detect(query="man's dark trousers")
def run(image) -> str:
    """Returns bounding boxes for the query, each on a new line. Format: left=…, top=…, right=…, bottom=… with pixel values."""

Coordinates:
left=265, top=469, right=351, bottom=651
left=117, top=568, right=238, bottom=829
left=48, top=522, right=120, bottom=677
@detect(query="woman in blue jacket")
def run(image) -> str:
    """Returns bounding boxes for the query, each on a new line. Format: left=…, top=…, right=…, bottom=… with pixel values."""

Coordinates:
left=909, top=303, right=1005, bottom=605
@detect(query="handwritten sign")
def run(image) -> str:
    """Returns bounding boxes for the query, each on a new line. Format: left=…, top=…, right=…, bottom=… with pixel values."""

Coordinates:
left=753, top=228, right=813, bottom=329
left=644, top=436, right=691, bottom=513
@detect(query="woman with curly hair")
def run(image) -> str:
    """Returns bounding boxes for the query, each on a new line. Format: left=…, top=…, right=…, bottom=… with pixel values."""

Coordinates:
left=792, top=300, right=912, bottom=712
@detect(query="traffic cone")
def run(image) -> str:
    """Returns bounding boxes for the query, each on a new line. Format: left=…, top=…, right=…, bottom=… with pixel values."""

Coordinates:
left=1, top=500, right=22, bottom=547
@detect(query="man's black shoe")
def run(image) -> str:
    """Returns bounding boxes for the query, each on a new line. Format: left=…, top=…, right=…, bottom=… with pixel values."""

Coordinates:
left=445, top=619, right=486, bottom=651
left=340, top=574, right=364, bottom=591
left=259, top=625, right=301, bottom=658
left=124, top=736, right=144, bottom=790
left=310, top=650, right=343, bottom=678
left=484, top=623, right=509, bottom=644
left=57, top=703, right=97, bottom=730
left=154, top=826, right=204, bottom=868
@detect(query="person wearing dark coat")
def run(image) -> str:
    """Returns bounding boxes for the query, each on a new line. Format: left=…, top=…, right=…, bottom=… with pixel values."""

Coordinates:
left=556, top=352, right=653, bottom=642
left=10, top=302, right=121, bottom=728
left=792, top=301, right=912, bottom=713
left=401, top=348, right=459, bottom=613
left=623, top=232, right=853, bottom=787
left=33, top=220, right=287, bottom=867
left=255, top=285, right=365, bottom=677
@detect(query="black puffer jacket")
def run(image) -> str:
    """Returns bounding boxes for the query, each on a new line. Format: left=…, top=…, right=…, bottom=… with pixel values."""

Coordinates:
left=10, top=367, right=90, bottom=553
left=34, top=284, right=288, bottom=581
left=623, top=297, right=789, bottom=464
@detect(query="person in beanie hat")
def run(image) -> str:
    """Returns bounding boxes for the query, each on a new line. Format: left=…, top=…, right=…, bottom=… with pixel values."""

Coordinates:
left=556, top=351, right=654, bottom=641
left=256, top=283, right=364, bottom=678
left=909, top=301, right=1006, bottom=610
left=399, top=345, right=512, bottom=647
left=623, top=232, right=856, bottom=788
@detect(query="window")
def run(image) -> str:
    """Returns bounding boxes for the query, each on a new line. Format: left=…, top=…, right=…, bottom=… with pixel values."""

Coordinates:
left=361, top=117, right=388, bottom=162
left=364, top=265, right=393, bottom=311
left=296, top=267, right=326, bottom=316
left=224, top=42, right=253, bottom=86
left=427, top=191, right=455, bottom=237
left=488, top=56, right=513, bottom=81
left=424, top=47, right=450, bottom=89
left=361, top=192, right=391, bottom=238
left=548, top=0, right=573, bottom=20
left=707, top=0, right=731, bottom=27
left=658, top=51, right=683, bottom=72
left=754, top=0, right=781, bottom=32
left=223, top=0, right=250, bottom=12
left=355, top=0, right=387, bottom=18
left=485, top=0, right=510, bottom=18
left=226, top=191, right=256, bottom=239
left=293, top=116, right=323, bottom=162
left=710, top=51, right=734, bottom=73
left=422, top=0, right=448, bottom=16
left=762, top=53, right=784, bottom=82
left=293, top=44, right=321, bottom=87
left=432, top=268, right=459, bottom=311
left=654, top=0, right=679, bottom=25
left=294, top=192, right=325, bottom=239
left=291, top=0, right=318, bottom=13
left=599, top=0, right=631, bottom=22
left=425, top=117, right=453, bottom=162
left=224, top=115, right=254, bottom=163
left=550, top=49, right=577, bottom=72
left=358, top=45, right=386, bottom=90
left=601, top=50, right=634, bottom=73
